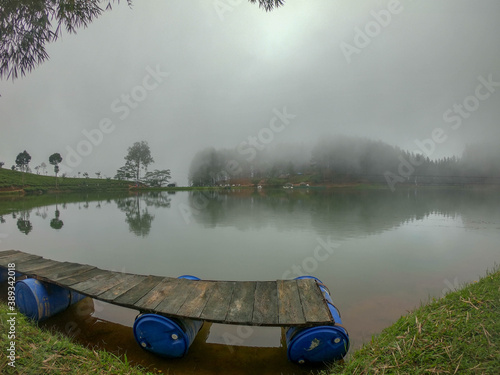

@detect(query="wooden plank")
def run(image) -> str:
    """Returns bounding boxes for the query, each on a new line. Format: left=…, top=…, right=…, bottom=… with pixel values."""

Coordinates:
left=85, top=273, right=139, bottom=296
left=0, top=252, right=41, bottom=266
left=14, top=258, right=59, bottom=273
left=135, top=278, right=180, bottom=310
left=35, top=262, right=93, bottom=281
left=55, top=268, right=110, bottom=287
left=74, top=271, right=127, bottom=295
left=0, top=250, right=20, bottom=259
left=0, top=250, right=337, bottom=326
left=199, top=281, right=235, bottom=322
left=33, top=262, right=81, bottom=278
left=226, top=281, right=256, bottom=324
left=70, top=271, right=120, bottom=293
left=252, top=281, right=278, bottom=325
left=98, top=274, right=146, bottom=301
left=175, top=281, right=214, bottom=318
left=153, top=279, right=193, bottom=314
left=277, top=280, right=306, bottom=325
left=50, top=264, right=96, bottom=282
left=296, top=278, right=332, bottom=324
left=113, top=275, right=163, bottom=306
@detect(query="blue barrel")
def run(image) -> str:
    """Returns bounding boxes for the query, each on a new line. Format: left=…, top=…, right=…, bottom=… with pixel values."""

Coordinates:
left=133, top=275, right=204, bottom=358
left=15, top=278, right=86, bottom=321
left=286, top=276, right=350, bottom=364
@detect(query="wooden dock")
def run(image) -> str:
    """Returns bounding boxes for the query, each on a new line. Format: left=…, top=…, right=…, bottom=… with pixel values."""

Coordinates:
left=0, top=250, right=334, bottom=327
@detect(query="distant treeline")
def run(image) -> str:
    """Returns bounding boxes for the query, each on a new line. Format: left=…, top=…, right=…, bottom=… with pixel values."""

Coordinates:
left=188, top=136, right=500, bottom=187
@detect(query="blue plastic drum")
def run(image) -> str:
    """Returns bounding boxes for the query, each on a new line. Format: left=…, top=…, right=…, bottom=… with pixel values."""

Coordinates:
left=15, top=278, right=86, bottom=321
left=133, top=275, right=204, bottom=358
left=286, top=276, right=350, bottom=364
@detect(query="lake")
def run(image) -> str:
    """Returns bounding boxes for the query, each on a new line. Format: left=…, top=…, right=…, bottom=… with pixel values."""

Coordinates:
left=1, top=187, right=499, bottom=374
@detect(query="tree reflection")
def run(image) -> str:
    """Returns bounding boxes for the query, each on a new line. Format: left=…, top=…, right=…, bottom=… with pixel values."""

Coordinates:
left=50, top=208, right=64, bottom=230
left=115, top=192, right=173, bottom=237
left=186, top=188, right=500, bottom=238
left=16, top=211, right=32, bottom=235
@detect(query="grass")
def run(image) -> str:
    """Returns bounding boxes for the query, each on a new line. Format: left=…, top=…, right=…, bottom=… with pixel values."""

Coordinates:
left=0, top=168, right=130, bottom=194
left=329, top=268, right=500, bottom=374
left=0, top=301, right=154, bottom=375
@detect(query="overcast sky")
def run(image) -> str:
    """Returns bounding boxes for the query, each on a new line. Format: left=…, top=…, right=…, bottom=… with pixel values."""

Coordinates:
left=1, top=0, right=500, bottom=185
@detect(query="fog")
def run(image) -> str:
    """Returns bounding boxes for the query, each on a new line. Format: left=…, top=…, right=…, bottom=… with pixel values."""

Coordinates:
left=1, top=0, right=500, bottom=186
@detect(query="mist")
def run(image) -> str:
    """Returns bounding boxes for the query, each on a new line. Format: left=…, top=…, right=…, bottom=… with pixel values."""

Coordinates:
left=1, top=0, right=500, bottom=186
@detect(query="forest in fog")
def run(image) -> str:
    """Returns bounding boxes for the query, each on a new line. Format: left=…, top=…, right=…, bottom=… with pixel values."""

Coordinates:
left=188, top=136, right=500, bottom=187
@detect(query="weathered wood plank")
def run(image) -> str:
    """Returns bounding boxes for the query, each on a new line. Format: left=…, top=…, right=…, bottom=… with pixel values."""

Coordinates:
left=50, top=264, right=96, bottom=282
left=55, top=268, right=110, bottom=287
left=200, top=281, right=235, bottom=322
left=113, top=275, right=163, bottom=306
left=31, top=261, right=75, bottom=276
left=35, top=262, right=94, bottom=281
left=252, top=281, right=278, bottom=325
left=0, top=250, right=20, bottom=259
left=98, top=274, right=145, bottom=301
left=153, top=279, right=193, bottom=314
left=14, top=258, right=59, bottom=273
left=74, top=271, right=128, bottom=296
left=278, top=280, right=306, bottom=325
left=135, top=278, right=180, bottom=311
left=226, top=281, right=256, bottom=324
left=1, top=250, right=335, bottom=326
left=296, top=278, right=332, bottom=323
left=0, top=252, right=41, bottom=266
left=175, top=281, right=214, bottom=318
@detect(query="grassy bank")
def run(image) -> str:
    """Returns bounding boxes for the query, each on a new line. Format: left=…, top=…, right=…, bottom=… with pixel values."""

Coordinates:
left=0, top=168, right=130, bottom=194
left=330, top=268, right=500, bottom=374
left=0, top=300, right=153, bottom=374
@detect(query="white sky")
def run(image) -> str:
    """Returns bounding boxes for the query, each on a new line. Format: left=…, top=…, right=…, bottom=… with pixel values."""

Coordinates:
left=1, top=0, right=500, bottom=185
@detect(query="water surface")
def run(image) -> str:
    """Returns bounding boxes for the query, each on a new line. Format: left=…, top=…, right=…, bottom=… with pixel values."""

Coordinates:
left=1, top=188, right=499, bottom=374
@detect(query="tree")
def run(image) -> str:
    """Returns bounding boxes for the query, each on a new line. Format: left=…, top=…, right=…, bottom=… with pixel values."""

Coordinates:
left=95, top=171, right=101, bottom=179
left=0, top=162, right=4, bottom=168
left=144, top=169, right=171, bottom=187
left=15, top=150, right=31, bottom=184
left=115, top=161, right=135, bottom=180
left=124, top=141, right=154, bottom=182
left=49, top=153, right=63, bottom=188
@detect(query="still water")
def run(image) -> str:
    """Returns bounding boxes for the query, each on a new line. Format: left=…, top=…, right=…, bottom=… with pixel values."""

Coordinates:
left=1, top=188, right=499, bottom=374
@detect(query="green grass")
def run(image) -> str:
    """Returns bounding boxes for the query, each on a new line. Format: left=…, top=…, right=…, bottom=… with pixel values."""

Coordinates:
left=329, top=268, right=500, bottom=374
left=0, top=301, right=154, bottom=375
left=0, top=168, right=130, bottom=193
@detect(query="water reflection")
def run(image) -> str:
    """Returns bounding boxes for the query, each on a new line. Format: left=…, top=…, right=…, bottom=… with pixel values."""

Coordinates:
left=0, top=192, right=175, bottom=238
left=50, top=206, right=64, bottom=230
left=186, top=188, right=500, bottom=237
